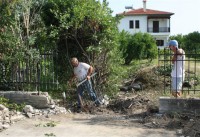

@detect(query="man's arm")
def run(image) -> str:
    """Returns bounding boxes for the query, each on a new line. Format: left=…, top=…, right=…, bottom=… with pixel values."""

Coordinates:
left=176, top=49, right=184, bottom=55
left=172, top=49, right=184, bottom=64
left=86, top=66, right=94, bottom=80
left=68, top=73, right=76, bottom=86
left=172, top=54, right=177, bottom=64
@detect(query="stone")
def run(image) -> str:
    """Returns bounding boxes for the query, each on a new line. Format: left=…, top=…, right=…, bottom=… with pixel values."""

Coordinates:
left=26, top=112, right=33, bottom=118
left=176, top=129, right=183, bottom=135
left=2, top=123, right=10, bottom=129
left=4, top=117, right=10, bottom=123
left=0, top=123, right=3, bottom=130
left=0, top=104, right=7, bottom=110
left=10, top=114, right=25, bottom=122
left=23, top=105, right=34, bottom=113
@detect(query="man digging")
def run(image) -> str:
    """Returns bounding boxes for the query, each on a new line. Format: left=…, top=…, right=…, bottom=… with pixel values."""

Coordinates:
left=69, top=57, right=101, bottom=113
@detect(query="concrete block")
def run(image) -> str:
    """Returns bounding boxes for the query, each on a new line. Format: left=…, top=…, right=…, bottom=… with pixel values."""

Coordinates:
left=0, top=91, right=54, bottom=109
left=159, top=97, right=200, bottom=114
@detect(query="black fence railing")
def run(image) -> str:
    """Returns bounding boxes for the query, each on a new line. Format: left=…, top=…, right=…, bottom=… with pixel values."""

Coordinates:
left=158, top=48, right=200, bottom=95
left=148, top=27, right=170, bottom=33
left=0, top=50, right=59, bottom=91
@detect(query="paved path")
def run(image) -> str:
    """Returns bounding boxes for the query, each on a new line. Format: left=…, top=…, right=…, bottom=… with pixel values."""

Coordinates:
left=0, top=113, right=177, bottom=137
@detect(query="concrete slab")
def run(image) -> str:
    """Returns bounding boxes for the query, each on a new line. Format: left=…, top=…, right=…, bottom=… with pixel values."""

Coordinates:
left=159, top=96, right=200, bottom=114
left=0, top=91, right=54, bottom=109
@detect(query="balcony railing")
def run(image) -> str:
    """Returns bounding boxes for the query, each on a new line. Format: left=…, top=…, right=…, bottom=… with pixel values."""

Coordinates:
left=148, top=27, right=170, bottom=33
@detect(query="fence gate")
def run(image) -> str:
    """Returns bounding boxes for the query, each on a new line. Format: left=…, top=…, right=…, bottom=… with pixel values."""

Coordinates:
left=0, top=49, right=59, bottom=92
left=158, top=48, right=200, bottom=96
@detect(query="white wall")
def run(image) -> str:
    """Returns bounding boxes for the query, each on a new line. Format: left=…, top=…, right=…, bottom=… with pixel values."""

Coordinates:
left=118, top=15, right=147, bottom=34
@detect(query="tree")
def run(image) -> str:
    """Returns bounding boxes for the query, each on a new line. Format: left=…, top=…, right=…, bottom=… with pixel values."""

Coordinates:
left=41, top=0, right=120, bottom=90
left=119, top=32, right=157, bottom=65
left=169, top=34, right=185, bottom=48
left=183, top=31, right=200, bottom=54
left=0, top=0, right=46, bottom=62
left=142, top=33, right=158, bottom=61
left=0, top=0, right=47, bottom=90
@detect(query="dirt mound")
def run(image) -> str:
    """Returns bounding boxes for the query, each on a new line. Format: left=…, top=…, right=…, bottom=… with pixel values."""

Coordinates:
left=121, top=66, right=168, bottom=92
left=107, top=94, right=153, bottom=115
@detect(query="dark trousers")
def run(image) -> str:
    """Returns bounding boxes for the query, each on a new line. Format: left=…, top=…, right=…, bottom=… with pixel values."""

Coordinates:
left=77, top=80, right=99, bottom=107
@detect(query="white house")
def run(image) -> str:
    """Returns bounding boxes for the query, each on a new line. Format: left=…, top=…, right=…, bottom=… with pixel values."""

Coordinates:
left=117, top=0, right=174, bottom=48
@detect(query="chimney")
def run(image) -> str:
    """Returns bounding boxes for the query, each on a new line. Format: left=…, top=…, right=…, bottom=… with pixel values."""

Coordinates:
left=143, top=0, right=146, bottom=12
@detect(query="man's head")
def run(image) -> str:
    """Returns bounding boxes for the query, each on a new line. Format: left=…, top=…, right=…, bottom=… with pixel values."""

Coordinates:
left=168, top=40, right=178, bottom=51
left=71, top=57, right=79, bottom=67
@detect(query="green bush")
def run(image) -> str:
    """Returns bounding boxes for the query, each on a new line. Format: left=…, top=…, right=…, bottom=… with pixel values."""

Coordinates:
left=119, top=32, right=158, bottom=65
left=0, top=96, right=25, bottom=111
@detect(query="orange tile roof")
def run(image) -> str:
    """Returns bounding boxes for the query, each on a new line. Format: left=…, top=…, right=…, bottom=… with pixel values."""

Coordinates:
left=118, top=8, right=174, bottom=16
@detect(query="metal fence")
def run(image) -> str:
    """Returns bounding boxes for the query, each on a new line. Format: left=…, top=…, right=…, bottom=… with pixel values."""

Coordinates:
left=158, top=48, right=200, bottom=95
left=0, top=50, right=59, bottom=91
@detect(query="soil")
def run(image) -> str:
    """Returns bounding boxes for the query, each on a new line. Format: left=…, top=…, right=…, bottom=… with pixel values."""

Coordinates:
left=0, top=65, right=200, bottom=137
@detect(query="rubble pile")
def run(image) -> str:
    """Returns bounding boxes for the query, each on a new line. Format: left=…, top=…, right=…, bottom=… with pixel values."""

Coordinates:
left=182, top=119, right=200, bottom=137
left=0, top=104, right=24, bottom=131
left=0, top=104, right=67, bottom=132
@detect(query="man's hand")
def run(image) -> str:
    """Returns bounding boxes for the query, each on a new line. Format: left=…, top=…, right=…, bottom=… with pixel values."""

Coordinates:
left=86, top=66, right=93, bottom=81
left=68, top=74, right=76, bottom=87
left=172, top=54, right=177, bottom=64
left=67, top=81, right=72, bottom=88
left=68, top=78, right=74, bottom=88
left=86, top=75, right=91, bottom=80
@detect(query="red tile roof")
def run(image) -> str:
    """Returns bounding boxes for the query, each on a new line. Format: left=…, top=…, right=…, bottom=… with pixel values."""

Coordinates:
left=118, top=8, right=174, bottom=16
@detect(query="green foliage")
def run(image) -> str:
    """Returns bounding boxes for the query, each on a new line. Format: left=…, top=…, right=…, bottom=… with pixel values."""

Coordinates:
left=156, top=65, right=172, bottom=76
left=183, top=31, right=200, bottom=56
left=143, top=33, right=158, bottom=60
left=0, top=0, right=47, bottom=63
left=169, top=34, right=185, bottom=48
left=0, top=96, right=25, bottom=111
left=41, top=0, right=120, bottom=94
left=44, top=133, right=56, bottom=137
left=0, top=0, right=48, bottom=91
left=105, top=59, right=140, bottom=97
left=35, top=121, right=58, bottom=127
left=118, top=30, right=131, bottom=60
left=170, top=32, right=200, bottom=58
left=119, top=32, right=157, bottom=65
left=0, top=0, right=57, bottom=91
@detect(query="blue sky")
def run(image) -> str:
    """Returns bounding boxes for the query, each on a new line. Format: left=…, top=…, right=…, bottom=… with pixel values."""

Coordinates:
left=101, top=0, right=200, bottom=35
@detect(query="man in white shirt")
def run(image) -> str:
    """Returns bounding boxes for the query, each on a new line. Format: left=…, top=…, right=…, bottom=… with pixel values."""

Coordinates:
left=70, top=57, right=100, bottom=111
left=168, top=40, right=185, bottom=97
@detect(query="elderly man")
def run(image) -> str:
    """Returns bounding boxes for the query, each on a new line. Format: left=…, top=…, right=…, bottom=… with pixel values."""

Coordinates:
left=69, top=57, right=100, bottom=112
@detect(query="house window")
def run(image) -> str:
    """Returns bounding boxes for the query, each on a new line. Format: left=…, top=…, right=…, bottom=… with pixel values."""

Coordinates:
left=156, top=40, right=164, bottom=46
left=135, top=20, right=140, bottom=28
left=129, top=20, right=134, bottom=29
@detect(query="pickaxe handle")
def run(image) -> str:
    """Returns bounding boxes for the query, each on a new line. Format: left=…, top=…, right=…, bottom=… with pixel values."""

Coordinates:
left=76, top=72, right=97, bottom=87
left=78, top=94, right=89, bottom=112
